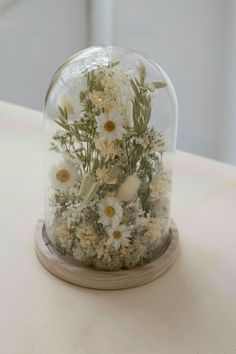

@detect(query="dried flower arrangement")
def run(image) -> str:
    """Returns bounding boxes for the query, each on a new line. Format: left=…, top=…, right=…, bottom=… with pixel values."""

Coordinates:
left=47, top=61, right=171, bottom=271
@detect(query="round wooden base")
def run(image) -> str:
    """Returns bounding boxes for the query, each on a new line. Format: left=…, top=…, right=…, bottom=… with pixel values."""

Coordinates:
left=35, top=219, right=179, bottom=290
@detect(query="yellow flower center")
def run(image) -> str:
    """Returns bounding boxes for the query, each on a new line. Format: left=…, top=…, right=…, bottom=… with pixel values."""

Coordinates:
left=56, top=169, right=70, bottom=183
left=104, top=206, right=115, bottom=217
left=113, top=230, right=122, bottom=239
left=104, top=120, right=116, bottom=132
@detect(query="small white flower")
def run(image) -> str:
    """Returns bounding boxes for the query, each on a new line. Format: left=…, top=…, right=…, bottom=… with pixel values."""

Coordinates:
left=144, top=218, right=161, bottom=241
left=150, top=178, right=170, bottom=200
left=107, top=224, right=131, bottom=250
left=62, top=150, right=80, bottom=165
left=88, top=91, right=108, bottom=109
left=49, top=161, right=78, bottom=191
left=96, top=110, right=125, bottom=141
left=98, top=196, right=122, bottom=227
left=94, top=138, right=124, bottom=160
left=153, top=139, right=170, bottom=153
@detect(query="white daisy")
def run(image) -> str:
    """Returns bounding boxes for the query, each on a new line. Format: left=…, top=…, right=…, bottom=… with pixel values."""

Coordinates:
left=107, top=224, right=131, bottom=250
left=49, top=161, right=78, bottom=191
left=98, top=196, right=122, bottom=227
left=96, top=110, right=125, bottom=141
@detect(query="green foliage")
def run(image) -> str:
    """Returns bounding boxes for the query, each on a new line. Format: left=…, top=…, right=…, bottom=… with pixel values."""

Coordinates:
left=131, top=63, right=166, bottom=135
left=51, top=61, right=167, bottom=207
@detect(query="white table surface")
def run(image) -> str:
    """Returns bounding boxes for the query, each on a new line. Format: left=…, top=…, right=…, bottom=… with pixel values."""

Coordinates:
left=1, top=101, right=236, bottom=354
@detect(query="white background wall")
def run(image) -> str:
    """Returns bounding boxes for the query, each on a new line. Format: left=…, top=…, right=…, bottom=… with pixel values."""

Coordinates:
left=111, top=0, right=235, bottom=163
left=0, top=0, right=236, bottom=164
left=0, top=0, right=88, bottom=109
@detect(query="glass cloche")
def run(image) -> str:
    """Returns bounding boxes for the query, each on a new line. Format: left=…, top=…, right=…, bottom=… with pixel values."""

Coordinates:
left=43, top=46, right=178, bottom=271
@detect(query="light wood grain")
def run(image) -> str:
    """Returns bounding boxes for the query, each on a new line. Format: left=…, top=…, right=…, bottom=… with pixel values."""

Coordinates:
left=35, top=219, right=179, bottom=290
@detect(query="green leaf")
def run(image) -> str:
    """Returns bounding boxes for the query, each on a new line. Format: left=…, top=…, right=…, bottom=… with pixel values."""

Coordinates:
left=130, top=79, right=140, bottom=97
left=149, top=81, right=167, bottom=91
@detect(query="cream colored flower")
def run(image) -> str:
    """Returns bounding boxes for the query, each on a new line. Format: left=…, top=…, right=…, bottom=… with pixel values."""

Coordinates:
left=49, top=161, right=78, bottom=191
left=75, top=225, right=96, bottom=247
left=95, top=138, right=123, bottom=160
left=150, top=178, right=170, bottom=200
left=107, top=224, right=131, bottom=250
left=98, top=196, right=122, bottom=227
left=144, top=218, right=161, bottom=241
left=119, top=244, right=136, bottom=256
left=55, top=225, right=73, bottom=251
left=96, top=167, right=118, bottom=185
left=118, top=175, right=141, bottom=202
left=56, top=225, right=72, bottom=242
left=96, top=110, right=125, bottom=141
left=142, top=128, right=169, bottom=153
left=95, top=235, right=109, bottom=259
left=88, top=91, right=109, bottom=109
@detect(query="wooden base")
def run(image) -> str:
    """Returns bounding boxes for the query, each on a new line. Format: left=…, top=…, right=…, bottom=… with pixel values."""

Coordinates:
left=35, top=219, right=179, bottom=290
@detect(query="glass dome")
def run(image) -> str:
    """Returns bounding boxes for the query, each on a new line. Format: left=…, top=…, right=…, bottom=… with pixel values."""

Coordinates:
left=44, top=46, right=178, bottom=271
